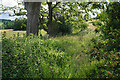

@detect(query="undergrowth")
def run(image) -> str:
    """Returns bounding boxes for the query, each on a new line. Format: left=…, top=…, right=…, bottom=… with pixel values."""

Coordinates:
left=2, top=29, right=104, bottom=78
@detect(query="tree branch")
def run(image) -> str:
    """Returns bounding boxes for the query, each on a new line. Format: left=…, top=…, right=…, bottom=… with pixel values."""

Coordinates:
left=52, top=2, right=60, bottom=10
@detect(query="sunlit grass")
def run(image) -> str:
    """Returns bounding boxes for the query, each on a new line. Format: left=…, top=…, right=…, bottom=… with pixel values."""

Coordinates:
left=0, top=29, right=47, bottom=38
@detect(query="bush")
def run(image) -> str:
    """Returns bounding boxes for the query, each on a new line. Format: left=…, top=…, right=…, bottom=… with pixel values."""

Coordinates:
left=2, top=18, right=27, bottom=30
left=48, top=20, right=73, bottom=37
left=89, top=39, right=120, bottom=78
left=88, top=2, right=120, bottom=78
left=58, top=21, right=73, bottom=35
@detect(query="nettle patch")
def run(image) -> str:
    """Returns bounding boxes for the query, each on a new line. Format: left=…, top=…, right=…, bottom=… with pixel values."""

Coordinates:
left=2, top=34, right=71, bottom=78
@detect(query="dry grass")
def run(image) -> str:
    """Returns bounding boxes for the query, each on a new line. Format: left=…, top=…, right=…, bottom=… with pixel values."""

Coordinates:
left=0, top=29, right=26, bottom=38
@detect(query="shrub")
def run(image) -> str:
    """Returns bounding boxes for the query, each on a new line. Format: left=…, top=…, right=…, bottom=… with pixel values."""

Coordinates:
left=88, top=41, right=120, bottom=78
left=48, top=20, right=73, bottom=36
left=88, top=3, right=120, bottom=78
left=58, top=21, right=73, bottom=35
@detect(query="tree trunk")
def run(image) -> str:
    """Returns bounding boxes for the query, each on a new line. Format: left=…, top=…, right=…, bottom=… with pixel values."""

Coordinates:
left=47, top=2, right=60, bottom=37
left=25, top=2, right=41, bottom=36
left=47, top=2, right=53, bottom=37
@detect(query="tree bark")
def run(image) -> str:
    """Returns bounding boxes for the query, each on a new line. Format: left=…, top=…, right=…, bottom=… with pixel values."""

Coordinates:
left=25, top=2, right=41, bottom=36
left=47, top=2, right=53, bottom=36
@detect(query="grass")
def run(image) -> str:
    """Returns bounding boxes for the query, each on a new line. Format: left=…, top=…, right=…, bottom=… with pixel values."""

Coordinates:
left=51, top=29, right=103, bottom=78
left=54, top=29, right=99, bottom=55
left=0, top=29, right=47, bottom=38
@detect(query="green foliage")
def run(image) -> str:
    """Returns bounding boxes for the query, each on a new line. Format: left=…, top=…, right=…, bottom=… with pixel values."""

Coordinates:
left=40, top=2, right=93, bottom=35
left=92, top=20, right=103, bottom=26
left=99, top=2, right=120, bottom=51
left=78, top=22, right=89, bottom=31
left=0, top=22, right=3, bottom=27
left=47, top=18, right=73, bottom=36
left=2, top=29, right=101, bottom=78
left=53, top=30, right=103, bottom=78
left=73, top=21, right=89, bottom=33
left=52, top=16, right=88, bottom=36
left=2, top=18, right=27, bottom=30
left=89, top=39, right=120, bottom=78
left=2, top=21, right=14, bottom=29
left=88, top=2, right=120, bottom=78
left=2, top=34, right=70, bottom=78
left=4, top=2, right=120, bottom=78
left=58, top=19, right=73, bottom=35
left=54, top=29, right=97, bottom=56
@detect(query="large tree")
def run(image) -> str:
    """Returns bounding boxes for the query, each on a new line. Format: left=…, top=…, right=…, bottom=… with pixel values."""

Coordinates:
left=25, top=2, right=41, bottom=36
